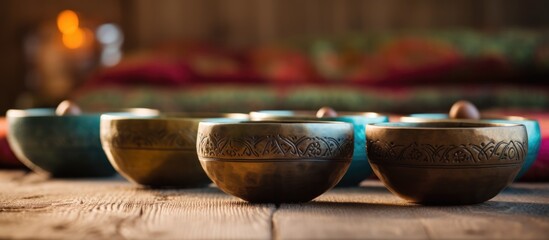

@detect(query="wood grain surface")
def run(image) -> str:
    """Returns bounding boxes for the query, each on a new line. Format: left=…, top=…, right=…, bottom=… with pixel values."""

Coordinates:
left=0, top=171, right=275, bottom=239
left=274, top=182, right=549, bottom=239
left=0, top=170, right=548, bottom=240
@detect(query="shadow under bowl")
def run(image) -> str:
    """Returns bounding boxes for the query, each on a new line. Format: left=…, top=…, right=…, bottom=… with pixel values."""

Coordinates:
left=197, top=120, right=354, bottom=203
left=250, top=110, right=389, bottom=187
left=402, top=113, right=541, bottom=179
left=7, top=109, right=117, bottom=177
left=100, top=113, right=245, bottom=188
left=367, top=121, right=528, bottom=205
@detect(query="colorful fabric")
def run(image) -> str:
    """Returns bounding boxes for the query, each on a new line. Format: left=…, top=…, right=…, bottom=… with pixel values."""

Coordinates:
left=85, top=30, right=549, bottom=87
left=73, top=84, right=549, bottom=114
left=0, top=118, right=24, bottom=168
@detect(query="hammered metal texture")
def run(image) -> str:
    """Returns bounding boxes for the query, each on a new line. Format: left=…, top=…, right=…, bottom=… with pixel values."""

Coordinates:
left=101, top=114, right=244, bottom=188
left=197, top=121, right=354, bottom=203
left=366, top=121, right=528, bottom=205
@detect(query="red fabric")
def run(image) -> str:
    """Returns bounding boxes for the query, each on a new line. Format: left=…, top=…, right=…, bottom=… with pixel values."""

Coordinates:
left=90, top=59, right=194, bottom=87
left=248, top=46, right=319, bottom=83
left=483, top=111, right=549, bottom=182
left=522, top=139, right=549, bottom=181
left=0, top=118, right=24, bottom=168
left=519, top=112, right=549, bottom=182
left=86, top=42, right=262, bottom=87
left=86, top=39, right=517, bottom=88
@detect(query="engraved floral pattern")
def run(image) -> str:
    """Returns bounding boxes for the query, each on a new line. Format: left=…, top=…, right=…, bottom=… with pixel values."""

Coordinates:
left=367, top=139, right=526, bottom=164
left=197, top=133, right=353, bottom=159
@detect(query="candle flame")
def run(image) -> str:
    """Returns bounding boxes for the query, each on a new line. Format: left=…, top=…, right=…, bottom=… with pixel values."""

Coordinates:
left=57, top=10, right=79, bottom=34
left=62, top=28, right=85, bottom=49
left=57, top=10, right=86, bottom=49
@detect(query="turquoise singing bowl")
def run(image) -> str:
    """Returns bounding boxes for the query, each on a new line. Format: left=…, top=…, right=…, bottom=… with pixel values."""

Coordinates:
left=250, top=110, right=389, bottom=186
left=402, top=113, right=541, bottom=179
left=6, top=108, right=157, bottom=177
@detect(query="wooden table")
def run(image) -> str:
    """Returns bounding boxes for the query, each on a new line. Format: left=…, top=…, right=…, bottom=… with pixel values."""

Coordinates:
left=0, top=170, right=548, bottom=239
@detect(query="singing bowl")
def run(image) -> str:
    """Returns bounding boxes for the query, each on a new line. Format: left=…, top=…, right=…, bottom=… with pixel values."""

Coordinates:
left=197, top=121, right=354, bottom=203
left=401, top=113, right=541, bottom=179
left=6, top=109, right=139, bottom=178
left=101, top=113, right=247, bottom=188
left=250, top=110, right=388, bottom=187
left=367, top=121, right=528, bottom=205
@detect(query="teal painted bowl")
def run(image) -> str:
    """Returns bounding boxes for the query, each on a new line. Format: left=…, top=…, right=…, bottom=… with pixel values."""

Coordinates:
left=250, top=110, right=389, bottom=186
left=6, top=108, right=158, bottom=177
left=401, top=113, right=541, bottom=179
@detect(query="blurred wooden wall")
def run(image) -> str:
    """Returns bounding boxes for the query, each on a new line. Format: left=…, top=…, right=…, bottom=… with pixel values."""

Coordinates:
left=122, top=0, right=549, bottom=49
left=1, top=0, right=548, bottom=112
left=0, top=0, right=124, bottom=113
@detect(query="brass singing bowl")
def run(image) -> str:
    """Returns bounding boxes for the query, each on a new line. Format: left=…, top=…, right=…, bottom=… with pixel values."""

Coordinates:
left=197, top=121, right=354, bottom=203
left=250, top=110, right=389, bottom=187
left=100, top=113, right=248, bottom=188
left=367, top=121, right=528, bottom=205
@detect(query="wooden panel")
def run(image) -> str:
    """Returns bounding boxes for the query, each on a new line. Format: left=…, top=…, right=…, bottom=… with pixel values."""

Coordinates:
left=0, top=0, right=125, bottom=112
left=256, top=0, right=277, bottom=43
left=360, top=0, right=397, bottom=30
left=130, top=0, right=216, bottom=47
left=217, top=0, right=259, bottom=47
left=0, top=171, right=275, bottom=239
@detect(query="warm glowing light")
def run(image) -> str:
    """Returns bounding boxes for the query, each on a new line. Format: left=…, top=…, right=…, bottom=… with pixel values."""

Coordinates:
left=62, top=28, right=85, bottom=49
left=57, top=10, right=79, bottom=34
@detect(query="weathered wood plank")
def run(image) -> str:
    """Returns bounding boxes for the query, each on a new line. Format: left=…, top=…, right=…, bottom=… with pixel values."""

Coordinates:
left=0, top=171, right=274, bottom=240
left=273, top=181, right=549, bottom=240
left=1, top=170, right=548, bottom=240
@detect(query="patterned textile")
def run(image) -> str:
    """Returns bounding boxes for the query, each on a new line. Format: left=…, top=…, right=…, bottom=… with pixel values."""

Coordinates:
left=85, top=30, right=549, bottom=87
left=73, top=84, right=549, bottom=114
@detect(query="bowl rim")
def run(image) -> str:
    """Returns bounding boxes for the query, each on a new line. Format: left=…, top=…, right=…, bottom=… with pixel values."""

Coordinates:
left=367, top=121, right=525, bottom=130
left=101, top=112, right=249, bottom=121
left=7, top=109, right=100, bottom=118
left=7, top=108, right=159, bottom=118
left=250, top=110, right=387, bottom=119
left=199, top=119, right=354, bottom=127
left=402, top=113, right=536, bottom=122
